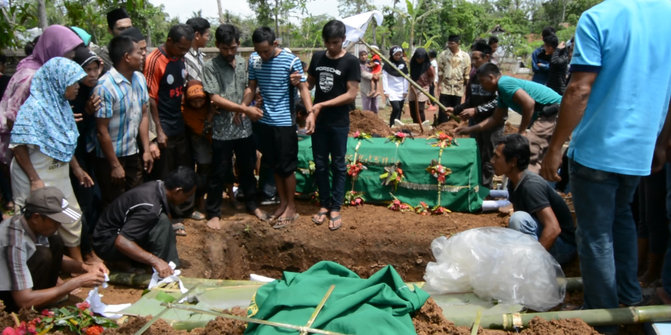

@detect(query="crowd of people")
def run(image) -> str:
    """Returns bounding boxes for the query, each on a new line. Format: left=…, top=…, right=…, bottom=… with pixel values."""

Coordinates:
left=0, top=2, right=670, bottom=331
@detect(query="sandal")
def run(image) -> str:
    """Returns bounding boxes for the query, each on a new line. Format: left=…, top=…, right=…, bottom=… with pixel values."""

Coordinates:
left=272, top=213, right=299, bottom=229
left=172, top=222, right=187, bottom=236
left=190, top=211, right=206, bottom=221
left=329, top=215, right=342, bottom=231
left=311, top=210, right=329, bottom=225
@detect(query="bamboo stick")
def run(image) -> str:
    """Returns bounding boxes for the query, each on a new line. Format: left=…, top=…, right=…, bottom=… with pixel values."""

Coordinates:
left=162, top=303, right=350, bottom=335
left=358, top=37, right=460, bottom=123
left=469, top=305, right=671, bottom=330
left=134, top=285, right=200, bottom=335
left=301, top=285, right=336, bottom=335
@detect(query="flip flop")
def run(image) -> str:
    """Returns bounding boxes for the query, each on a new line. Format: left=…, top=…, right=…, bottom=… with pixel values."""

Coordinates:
left=311, top=210, right=329, bottom=225
left=272, top=213, right=299, bottom=229
left=172, top=222, right=187, bottom=236
left=190, top=211, right=206, bottom=220
left=329, top=215, right=342, bottom=231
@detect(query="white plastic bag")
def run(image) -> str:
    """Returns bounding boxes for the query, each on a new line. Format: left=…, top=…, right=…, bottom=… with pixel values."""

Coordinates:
left=423, top=227, right=565, bottom=311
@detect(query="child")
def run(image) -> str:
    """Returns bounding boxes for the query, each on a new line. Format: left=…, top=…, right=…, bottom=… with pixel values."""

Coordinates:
left=367, top=46, right=382, bottom=97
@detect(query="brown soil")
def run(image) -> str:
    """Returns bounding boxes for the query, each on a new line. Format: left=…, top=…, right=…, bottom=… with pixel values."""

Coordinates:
left=350, top=109, right=394, bottom=137
left=519, top=316, right=600, bottom=335
left=176, top=201, right=509, bottom=281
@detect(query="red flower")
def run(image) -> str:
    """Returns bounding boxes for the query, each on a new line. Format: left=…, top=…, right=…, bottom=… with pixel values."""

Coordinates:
left=41, top=309, right=54, bottom=317
left=85, top=325, right=104, bottom=335
left=76, top=302, right=90, bottom=311
left=353, top=130, right=361, bottom=138
left=2, top=327, right=18, bottom=335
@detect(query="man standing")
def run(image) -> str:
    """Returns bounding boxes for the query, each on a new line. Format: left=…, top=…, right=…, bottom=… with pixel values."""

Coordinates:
left=448, top=42, right=500, bottom=188
left=184, top=17, right=210, bottom=82
left=183, top=17, right=211, bottom=221
left=358, top=49, right=378, bottom=113
left=307, top=20, right=360, bottom=231
left=457, top=63, right=562, bottom=173
left=530, top=27, right=555, bottom=85
left=202, top=24, right=268, bottom=229
left=95, top=35, right=152, bottom=206
left=246, top=27, right=313, bottom=227
left=540, top=0, right=671, bottom=324
left=436, top=34, right=470, bottom=125
left=0, top=187, right=106, bottom=312
left=93, top=167, right=196, bottom=277
left=144, top=24, right=194, bottom=179
left=493, top=134, right=576, bottom=265
left=95, top=8, right=133, bottom=72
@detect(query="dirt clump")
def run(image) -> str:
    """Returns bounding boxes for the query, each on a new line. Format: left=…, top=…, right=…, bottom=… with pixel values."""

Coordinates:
left=519, top=316, right=600, bottom=335
left=350, top=109, right=394, bottom=137
left=412, top=298, right=471, bottom=335
left=105, top=316, right=188, bottom=335
left=190, top=307, right=247, bottom=335
left=434, top=119, right=468, bottom=138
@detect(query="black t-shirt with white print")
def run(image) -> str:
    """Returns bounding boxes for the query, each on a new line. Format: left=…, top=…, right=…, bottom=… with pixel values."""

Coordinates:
left=308, top=50, right=361, bottom=127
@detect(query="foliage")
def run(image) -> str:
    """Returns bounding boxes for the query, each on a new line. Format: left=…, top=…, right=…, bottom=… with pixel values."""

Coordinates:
left=0, top=1, right=35, bottom=49
left=338, top=0, right=375, bottom=17
left=2, top=303, right=116, bottom=335
left=345, top=190, right=365, bottom=206
left=247, top=0, right=312, bottom=43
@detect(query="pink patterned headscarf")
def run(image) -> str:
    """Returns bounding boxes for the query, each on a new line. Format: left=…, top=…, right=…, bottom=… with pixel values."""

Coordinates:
left=16, top=25, right=83, bottom=72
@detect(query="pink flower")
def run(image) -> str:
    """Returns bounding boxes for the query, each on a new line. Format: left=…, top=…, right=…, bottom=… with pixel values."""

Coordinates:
left=76, top=301, right=90, bottom=311
left=3, top=327, right=18, bottom=335
left=395, top=132, right=406, bottom=138
left=353, top=130, right=361, bottom=138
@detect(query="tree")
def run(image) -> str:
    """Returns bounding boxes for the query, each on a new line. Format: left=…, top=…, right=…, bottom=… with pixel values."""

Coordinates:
left=247, top=0, right=311, bottom=42
left=337, top=0, right=375, bottom=17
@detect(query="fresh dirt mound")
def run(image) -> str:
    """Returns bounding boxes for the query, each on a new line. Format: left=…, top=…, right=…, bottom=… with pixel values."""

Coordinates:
left=177, top=201, right=509, bottom=281
left=350, top=109, right=394, bottom=137
left=190, top=307, right=247, bottom=335
left=104, top=316, right=188, bottom=335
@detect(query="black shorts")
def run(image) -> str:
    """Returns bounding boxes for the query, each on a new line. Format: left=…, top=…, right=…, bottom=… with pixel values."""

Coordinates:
left=254, top=123, right=298, bottom=177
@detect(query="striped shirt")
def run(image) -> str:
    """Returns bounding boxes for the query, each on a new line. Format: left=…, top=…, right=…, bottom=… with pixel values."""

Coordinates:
left=248, top=50, right=304, bottom=126
left=94, top=68, right=149, bottom=158
left=184, top=48, right=203, bottom=82
left=0, top=215, right=47, bottom=291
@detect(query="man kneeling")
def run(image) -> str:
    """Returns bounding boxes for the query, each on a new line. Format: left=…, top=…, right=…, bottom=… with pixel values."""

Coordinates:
left=492, top=134, right=576, bottom=264
left=93, top=167, right=196, bottom=277
left=0, top=187, right=107, bottom=312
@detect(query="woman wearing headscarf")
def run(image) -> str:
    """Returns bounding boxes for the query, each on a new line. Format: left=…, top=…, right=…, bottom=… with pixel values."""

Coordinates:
left=382, top=46, right=409, bottom=127
left=408, top=48, right=435, bottom=123
left=10, top=57, right=95, bottom=265
left=0, top=25, right=82, bottom=203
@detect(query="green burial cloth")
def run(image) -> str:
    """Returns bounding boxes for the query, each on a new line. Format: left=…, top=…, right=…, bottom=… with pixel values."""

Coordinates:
left=246, top=261, right=430, bottom=335
left=296, top=136, right=488, bottom=212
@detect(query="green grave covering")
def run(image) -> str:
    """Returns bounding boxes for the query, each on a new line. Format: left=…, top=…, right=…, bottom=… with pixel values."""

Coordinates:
left=296, top=136, right=489, bottom=212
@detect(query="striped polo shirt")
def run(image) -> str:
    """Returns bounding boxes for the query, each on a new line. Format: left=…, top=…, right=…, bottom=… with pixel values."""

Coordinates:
left=94, top=67, right=149, bottom=158
left=248, top=50, right=304, bottom=126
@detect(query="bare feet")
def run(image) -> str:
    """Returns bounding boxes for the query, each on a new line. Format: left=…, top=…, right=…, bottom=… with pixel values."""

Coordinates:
left=207, top=217, right=222, bottom=230
left=252, top=208, right=270, bottom=221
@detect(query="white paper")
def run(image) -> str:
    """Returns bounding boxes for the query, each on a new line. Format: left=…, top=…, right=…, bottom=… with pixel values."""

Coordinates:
left=250, top=274, right=275, bottom=283
left=85, top=287, right=131, bottom=319
left=148, top=261, right=188, bottom=302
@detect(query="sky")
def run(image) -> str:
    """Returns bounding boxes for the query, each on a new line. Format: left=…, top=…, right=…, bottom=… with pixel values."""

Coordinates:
left=150, top=0, right=398, bottom=22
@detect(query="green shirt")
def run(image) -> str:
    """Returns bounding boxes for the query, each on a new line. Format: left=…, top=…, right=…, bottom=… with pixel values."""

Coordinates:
left=497, top=75, right=562, bottom=113
left=202, top=54, right=252, bottom=141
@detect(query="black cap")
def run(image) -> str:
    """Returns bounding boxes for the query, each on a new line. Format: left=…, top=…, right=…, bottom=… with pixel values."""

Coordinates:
left=73, top=45, right=99, bottom=67
left=107, top=8, right=130, bottom=30
left=448, top=34, right=461, bottom=43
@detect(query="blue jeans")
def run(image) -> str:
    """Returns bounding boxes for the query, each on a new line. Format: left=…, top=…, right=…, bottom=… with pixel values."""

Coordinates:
left=663, top=163, right=671, bottom=297
left=569, top=159, right=641, bottom=310
left=312, top=125, right=348, bottom=211
left=509, top=211, right=576, bottom=265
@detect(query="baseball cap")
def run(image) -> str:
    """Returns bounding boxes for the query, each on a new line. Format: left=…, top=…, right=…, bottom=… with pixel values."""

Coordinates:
left=25, top=187, right=81, bottom=224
